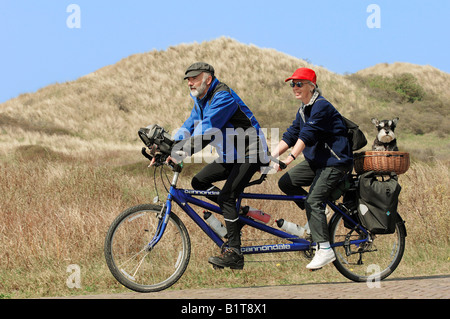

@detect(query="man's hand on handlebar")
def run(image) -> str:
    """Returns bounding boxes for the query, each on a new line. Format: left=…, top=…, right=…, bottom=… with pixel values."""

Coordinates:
left=165, top=155, right=178, bottom=166
left=148, top=156, right=157, bottom=167
left=148, top=154, right=177, bottom=168
left=142, top=145, right=178, bottom=168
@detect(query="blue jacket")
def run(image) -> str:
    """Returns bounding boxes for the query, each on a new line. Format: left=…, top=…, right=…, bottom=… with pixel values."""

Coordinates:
left=282, top=95, right=353, bottom=168
left=174, top=78, right=268, bottom=163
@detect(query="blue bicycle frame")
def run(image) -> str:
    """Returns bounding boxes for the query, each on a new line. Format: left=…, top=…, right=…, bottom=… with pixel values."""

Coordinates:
left=148, top=173, right=369, bottom=255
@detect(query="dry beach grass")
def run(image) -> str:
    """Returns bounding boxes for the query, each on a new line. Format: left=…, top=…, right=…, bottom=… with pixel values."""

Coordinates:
left=0, top=154, right=448, bottom=298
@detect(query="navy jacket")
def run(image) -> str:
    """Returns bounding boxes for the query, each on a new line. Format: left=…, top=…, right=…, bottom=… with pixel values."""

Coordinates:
left=174, top=78, right=268, bottom=163
left=282, top=95, right=353, bottom=168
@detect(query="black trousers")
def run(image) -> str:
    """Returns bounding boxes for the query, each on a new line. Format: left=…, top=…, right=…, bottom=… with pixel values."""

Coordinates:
left=191, top=161, right=261, bottom=250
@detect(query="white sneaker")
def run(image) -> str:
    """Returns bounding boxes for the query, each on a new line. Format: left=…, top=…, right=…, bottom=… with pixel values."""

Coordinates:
left=306, top=248, right=336, bottom=270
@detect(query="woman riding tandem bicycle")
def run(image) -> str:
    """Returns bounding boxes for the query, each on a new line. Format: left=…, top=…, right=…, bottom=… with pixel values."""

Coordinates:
left=271, top=67, right=353, bottom=269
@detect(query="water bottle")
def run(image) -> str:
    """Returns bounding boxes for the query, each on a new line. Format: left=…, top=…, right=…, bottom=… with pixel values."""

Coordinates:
left=276, top=219, right=307, bottom=237
left=242, top=206, right=271, bottom=224
left=203, top=211, right=227, bottom=237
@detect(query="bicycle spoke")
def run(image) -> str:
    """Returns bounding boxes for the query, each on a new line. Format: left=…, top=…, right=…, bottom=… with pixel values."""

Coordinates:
left=117, top=247, right=148, bottom=269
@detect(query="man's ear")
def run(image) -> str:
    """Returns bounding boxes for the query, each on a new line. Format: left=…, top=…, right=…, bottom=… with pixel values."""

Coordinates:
left=206, top=74, right=213, bottom=85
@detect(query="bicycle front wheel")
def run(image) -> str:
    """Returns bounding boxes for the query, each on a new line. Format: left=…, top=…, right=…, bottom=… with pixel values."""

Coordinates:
left=329, top=213, right=406, bottom=283
left=104, top=204, right=191, bottom=292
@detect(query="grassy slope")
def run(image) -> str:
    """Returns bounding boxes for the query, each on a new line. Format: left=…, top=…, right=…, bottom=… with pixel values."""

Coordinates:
left=1, top=37, right=448, bottom=160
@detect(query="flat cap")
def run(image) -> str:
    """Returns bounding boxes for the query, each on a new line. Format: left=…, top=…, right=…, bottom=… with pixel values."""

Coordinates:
left=184, top=62, right=215, bottom=80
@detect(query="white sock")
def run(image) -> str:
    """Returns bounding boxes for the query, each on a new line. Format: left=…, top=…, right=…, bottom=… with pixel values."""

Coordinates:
left=319, top=241, right=331, bottom=250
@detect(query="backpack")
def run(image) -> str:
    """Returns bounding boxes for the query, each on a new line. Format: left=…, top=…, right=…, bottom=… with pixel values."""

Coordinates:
left=342, top=116, right=367, bottom=151
left=357, top=171, right=402, bottom=234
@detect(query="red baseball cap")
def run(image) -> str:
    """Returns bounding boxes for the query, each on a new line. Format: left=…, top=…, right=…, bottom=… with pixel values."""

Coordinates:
left=285, top=67, right=317, bottom=85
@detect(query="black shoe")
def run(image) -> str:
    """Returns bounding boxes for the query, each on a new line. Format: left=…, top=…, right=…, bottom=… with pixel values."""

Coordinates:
left=208, top=247, right=244, bottom=270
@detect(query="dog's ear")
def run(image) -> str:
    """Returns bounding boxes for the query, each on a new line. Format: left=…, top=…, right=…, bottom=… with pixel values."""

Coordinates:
left=371, top=118, right=379, bottom=126
left=392, top=117, right=399, bottom=125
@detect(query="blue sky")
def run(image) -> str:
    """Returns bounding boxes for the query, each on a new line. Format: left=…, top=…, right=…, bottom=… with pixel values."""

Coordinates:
left=1, top=0, right=449, bottom=103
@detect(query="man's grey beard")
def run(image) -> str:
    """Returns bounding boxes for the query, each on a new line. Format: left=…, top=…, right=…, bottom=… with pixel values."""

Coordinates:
left=190, top=77, right=208, bottom=97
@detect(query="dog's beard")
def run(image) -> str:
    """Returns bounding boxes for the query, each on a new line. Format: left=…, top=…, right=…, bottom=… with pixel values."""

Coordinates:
left=378, top=131, right=395, bottom=143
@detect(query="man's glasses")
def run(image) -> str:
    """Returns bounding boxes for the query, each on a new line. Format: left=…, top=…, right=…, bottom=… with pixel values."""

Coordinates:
left=290, top=81, right=307, bottom=88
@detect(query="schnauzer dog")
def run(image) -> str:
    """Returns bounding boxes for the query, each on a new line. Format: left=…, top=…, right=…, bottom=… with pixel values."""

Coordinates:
left=371, top=117, right=399, bottom=151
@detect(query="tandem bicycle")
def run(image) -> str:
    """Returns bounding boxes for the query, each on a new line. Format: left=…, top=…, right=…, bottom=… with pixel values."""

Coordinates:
left=104, top=127, right=407, bottom=293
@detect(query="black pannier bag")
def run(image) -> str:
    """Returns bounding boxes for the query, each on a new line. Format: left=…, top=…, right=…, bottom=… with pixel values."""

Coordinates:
left=357, top=171, right=402, bottom=234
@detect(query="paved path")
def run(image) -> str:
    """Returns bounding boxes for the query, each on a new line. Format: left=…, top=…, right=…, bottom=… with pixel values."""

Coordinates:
left=72, top=275, right=449, bottom=299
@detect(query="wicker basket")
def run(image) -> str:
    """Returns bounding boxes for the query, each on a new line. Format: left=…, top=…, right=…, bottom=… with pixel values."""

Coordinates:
left=354, top=151, right=410, bottom=175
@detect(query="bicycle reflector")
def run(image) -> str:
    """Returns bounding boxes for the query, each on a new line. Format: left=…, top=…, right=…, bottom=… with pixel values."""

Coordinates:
left=138, top=124, right=174, bottom=154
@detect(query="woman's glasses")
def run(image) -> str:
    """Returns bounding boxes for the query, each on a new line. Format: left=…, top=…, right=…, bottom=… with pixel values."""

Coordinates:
left=290, top=81, right=307, bottom=88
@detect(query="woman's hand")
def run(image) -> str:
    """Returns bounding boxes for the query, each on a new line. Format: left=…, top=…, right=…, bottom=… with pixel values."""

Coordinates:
left=272, top=161, right=285, bottom=172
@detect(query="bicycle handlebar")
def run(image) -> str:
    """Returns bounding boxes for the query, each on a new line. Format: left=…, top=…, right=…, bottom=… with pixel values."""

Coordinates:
left=141, top=147, right=173, bottom=167
left=245, top=156, right=286, bottom=187
left=141, top=147, right=154, bottom=161
left=270, top=156, right=287, bottom=170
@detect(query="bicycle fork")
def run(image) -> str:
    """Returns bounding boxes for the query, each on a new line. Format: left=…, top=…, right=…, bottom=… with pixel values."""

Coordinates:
left=145, top=198, right=173, bottom=251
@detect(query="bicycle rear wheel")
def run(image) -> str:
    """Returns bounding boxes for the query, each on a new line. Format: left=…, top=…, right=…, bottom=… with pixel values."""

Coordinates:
left=329, top=213, right=406, bottom=282
left=104, top=204, right=191, bottom=292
